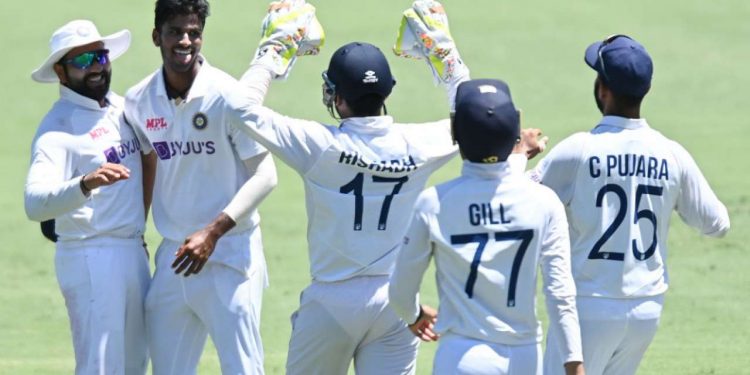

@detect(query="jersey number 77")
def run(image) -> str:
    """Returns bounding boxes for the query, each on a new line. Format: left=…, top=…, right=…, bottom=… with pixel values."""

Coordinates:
left=450, top=230, right=534, bottom=307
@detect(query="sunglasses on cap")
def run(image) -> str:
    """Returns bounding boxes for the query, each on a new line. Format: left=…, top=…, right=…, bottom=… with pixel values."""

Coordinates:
left=59, top=49, right=110, bottom=70
left=597, top=34, right=630, bottom=82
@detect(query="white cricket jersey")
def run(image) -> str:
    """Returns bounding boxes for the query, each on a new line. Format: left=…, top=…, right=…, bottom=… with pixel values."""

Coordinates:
left=226, top=91, right=458, bottom=281
left=389, top=161, right=582, bottom=362
left=125, top=60, right=266, bottom=240
left=530, top=116, right=730, bottom=298
left=25, top=86, right=145, bottom=241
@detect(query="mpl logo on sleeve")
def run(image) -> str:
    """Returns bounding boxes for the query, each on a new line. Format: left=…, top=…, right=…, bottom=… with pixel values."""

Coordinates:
left=145, top=117, right=168, bottom=131
left=89, top=127, right=110, bottom=140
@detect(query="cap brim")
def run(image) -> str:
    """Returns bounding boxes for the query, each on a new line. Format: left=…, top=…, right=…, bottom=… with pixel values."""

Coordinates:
left=584, top=41, right=603, bottom=70
left=31, top=29, right=131, bottom=83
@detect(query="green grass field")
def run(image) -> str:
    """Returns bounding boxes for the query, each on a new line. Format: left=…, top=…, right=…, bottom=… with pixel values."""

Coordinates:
left=1, top=0, right=748, bottom=373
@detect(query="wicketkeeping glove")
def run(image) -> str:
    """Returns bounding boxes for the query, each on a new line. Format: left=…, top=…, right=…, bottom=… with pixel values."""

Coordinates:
left=393, top=0, right=468, bottom=84
left=252, top=0, right=325, bottom=79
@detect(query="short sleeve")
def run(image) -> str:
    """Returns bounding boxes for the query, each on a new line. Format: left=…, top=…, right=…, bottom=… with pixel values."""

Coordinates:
left=123, top=96, right=153, bottom=155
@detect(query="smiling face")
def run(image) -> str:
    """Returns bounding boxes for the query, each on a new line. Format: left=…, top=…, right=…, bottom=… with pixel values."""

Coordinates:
left=153, top=13, right=203, bottom=79
left=54, top=41, right=111, bottom=102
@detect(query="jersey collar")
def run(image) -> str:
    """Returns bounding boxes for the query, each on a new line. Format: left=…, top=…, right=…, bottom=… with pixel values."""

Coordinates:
left=156, top=56, right=210, bottom=102
left=461, top=160, right=516, bottom=180
left=59, top=85, right=111, bottom=111
left=597, top=115, right=650, bottom=130
left=339, top=115, right=393, bottom=135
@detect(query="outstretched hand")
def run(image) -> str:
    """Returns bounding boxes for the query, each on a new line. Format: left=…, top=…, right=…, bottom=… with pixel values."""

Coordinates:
left=172, top=227, right=217, bottom=276
left=81, top=163, right=130, bottom=192
left=171, top=213, right=236, bottom=277
left=252, top=0, right=325, bottom=79
left=408, top=304, right=440, bottom=342
left=393, top=0, right=467, bottom=83
left=514, top=128, right=549, bottom=160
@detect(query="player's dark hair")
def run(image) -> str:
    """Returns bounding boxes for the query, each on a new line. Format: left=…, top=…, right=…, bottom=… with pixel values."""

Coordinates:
left=612, top=92, right=645, bottom=108
left=347, top=94, right=386, bottom=117
left=154, top=0, right=210, bottom=30
left=600, top=75, right=646, bottom=108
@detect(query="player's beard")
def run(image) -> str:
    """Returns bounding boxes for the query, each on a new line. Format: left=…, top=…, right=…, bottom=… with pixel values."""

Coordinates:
left=65, top=69, right=111, bottom=102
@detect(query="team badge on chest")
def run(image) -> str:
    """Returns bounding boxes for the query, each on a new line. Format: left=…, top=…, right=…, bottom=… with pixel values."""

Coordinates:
left=192, top=112, right=208, bottom=130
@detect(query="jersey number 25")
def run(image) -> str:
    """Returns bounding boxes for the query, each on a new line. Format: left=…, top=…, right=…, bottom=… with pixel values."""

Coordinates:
left=589, top=183, right=663, bottom=261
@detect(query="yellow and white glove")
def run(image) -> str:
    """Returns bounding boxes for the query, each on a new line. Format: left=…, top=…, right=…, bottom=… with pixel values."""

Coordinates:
left=393, top=0, right=468, bottom=84
left=252, top=0, right=325, bottom=79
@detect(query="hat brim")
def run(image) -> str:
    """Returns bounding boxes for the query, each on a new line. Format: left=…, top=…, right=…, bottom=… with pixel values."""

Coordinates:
left=31, top=29, right=131, bottom=83
left=584, top=41, right=603, bottom=71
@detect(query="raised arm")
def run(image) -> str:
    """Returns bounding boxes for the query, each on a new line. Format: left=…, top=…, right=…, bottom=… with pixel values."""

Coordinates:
left=393, top=0, right=470, bottom=110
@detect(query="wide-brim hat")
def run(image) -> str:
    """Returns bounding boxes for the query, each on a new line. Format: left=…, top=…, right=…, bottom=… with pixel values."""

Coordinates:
left=32, top=19, right=130, bottom=83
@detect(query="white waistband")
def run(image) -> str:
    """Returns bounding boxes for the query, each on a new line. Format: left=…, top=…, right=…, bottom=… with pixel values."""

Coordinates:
left=56, top=236, right=143, bottom=250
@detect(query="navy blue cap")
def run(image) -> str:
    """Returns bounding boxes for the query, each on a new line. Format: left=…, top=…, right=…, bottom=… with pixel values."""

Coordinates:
left=585, top=35, right=653, bottom=97
left=326, top=42, right=396, bottom=102
left=453, top=79, right=520, bottom=163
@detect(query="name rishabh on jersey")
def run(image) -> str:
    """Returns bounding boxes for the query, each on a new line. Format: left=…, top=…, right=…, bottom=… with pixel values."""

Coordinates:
left=530, top=116, right=730, bottom=298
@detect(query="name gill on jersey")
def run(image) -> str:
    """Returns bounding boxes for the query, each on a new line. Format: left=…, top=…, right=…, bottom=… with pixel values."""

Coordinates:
left=469, top=202, right=512, bottom=226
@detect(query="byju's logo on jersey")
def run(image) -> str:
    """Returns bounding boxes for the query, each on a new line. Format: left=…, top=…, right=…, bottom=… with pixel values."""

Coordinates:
left=104, top=138, right=142, bottom=164
left=145, top=117, right=168, bottom=131
left=363, top=70, right=379, bottom=84
left=153, top=140, right=216, bottom=160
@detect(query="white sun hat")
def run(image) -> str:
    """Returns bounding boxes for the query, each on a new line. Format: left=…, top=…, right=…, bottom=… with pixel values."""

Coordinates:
left=31, top=19, right=131, bottom=83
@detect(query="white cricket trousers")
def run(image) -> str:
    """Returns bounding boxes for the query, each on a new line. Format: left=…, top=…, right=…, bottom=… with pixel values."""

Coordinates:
left=146, top=231, right=266, bottom=375
left=286, top=275, right=419, bottom=375
left=543, top=295, right=663, bottom=375
left=55, top=237, right=150, bottom=375
left=433, top=334, right=542, bottom=375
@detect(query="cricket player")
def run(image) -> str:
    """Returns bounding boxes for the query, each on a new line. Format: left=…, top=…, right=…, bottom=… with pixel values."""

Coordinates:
left=123, top=0, right=277, bottom=373
left=228, top=1, right=545, bottom=373
left=223, top=1, right=461, bottom=373
left=522, top=35, right=731, bottom=375
left=25, top=20, right=149, bottom=374
left=388, top=79, right=584, bottom=375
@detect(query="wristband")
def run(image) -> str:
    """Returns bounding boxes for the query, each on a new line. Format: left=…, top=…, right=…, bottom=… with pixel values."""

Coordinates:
left=80, top=174, right=91, bottom=194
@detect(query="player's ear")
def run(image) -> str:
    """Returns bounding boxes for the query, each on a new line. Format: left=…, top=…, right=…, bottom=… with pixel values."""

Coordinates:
left=53, top=63, right=67, bottom=84
left=152, top=28, right=161, bottom=47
